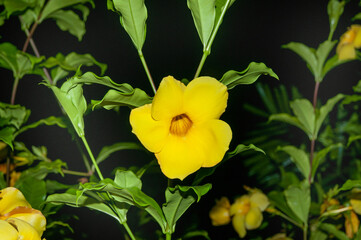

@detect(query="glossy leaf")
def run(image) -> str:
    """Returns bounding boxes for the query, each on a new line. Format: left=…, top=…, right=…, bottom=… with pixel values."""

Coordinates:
left=315, top=93, right=344, bottom=137
left=96, top=142, right=143, bottom=165
left=187, top=0, right=216, bottom=50
left=92, top=88, right=152, bottom=110
left=163, top=184, right=212, bottom=233
left=47, top=81, right=87, bottom=137
left=192, top=144, right=264, bottom=185
left=111, top=0, right=147, bottom=50
left=284, top=183, right=310, bottom=224
left=327, top=0, right=345, bottom=39
left=277, top=145, right=310, bottom=180
left=220, top=62, right=279, bottom=90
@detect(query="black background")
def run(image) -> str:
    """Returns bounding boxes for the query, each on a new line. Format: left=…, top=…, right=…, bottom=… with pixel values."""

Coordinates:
left=1, top=0, right=361, bottom=239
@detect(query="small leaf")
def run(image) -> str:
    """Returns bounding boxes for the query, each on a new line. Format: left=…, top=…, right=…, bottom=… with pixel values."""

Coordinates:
left=284, top=183, right=310, bottom=223
left=3, top=0, right=38, bottom=18
left=15, top=116, right=66, bottom=137
left=322, top=55, right=348, bottom=78
left=290, top=98, right=315, bottom=139
left=162, top=184, right=212, bottom=233
left=315, top=93, right=344, bottom=137
left=282, top=42, right=317, bottom=76
left=114, top=170, right=142, bottom=189
left=339, top=179, right=361, bottom=192
left=327, top=0, right=345, bottom=39
left=312, top=143, right=343, bottom=179
left=315, top=40, right=337, bottom=82
left=187, top=0, right=216, bottom=50
left=111, top=0, right=147, bottom=50
left=96, top=142, right=143, bottom=165
left=92, top=88, right=152, bottom=110
left=277, top=145, right=310, bottom=180
left=220, top=62, right=279, bottom=90
left=19, top=159, right=67, bottom=180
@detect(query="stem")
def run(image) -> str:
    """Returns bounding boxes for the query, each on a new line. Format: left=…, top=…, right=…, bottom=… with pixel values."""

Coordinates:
left=312, top=82, right=320, bottom=109
left=138, top=50, right=156, bottom=94
left=22, top=20, right=39, bottom=53
left=62, top=169, right=91, bottom=177
left=303, top=223, right=308, bottom=240
left=309, top=81, right=320, bottom=183
left=10, top=77, right=20, bottom=105
left=80, top=136, right=104, bottom=181
left=123, top=222, right=137, bottom=240
left=193, top=0, right=231, bottom=79
left=166, top=233, right=172, bottom=240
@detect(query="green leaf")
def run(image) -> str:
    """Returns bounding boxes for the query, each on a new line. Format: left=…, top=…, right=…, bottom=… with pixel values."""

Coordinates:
left=284, top=183, right=310, bottom=224
left=39, top=0, right=94, bottom=22
left=277, top=145, right=310, bottom=180
left=315, top=93, right=344, bottom=137
left=319, top=223, right=349, bottom=240
left=113, top=170, right=142, bottom=189
left=15, top=178, right=46, bottom=210
left=163, top=184, right=212, bottom=233
left=348, top=135, right=361, bottom=147
left=327, top=0, right=345, bottom=39
left=310, top=230, right=328, bottom=240
left=353, top=80, right=361, bottom=93
left=322, top=55, right=348, bottom=78
left=214, top=0, right=236, bottom=26
left=312, top=143, right=343, bottom=179
left=290, top=98, right=315, bottom=138
left=0, top=172, right=7, bottom=189
left=282, top=42, right=317, bottom=76
left=0, top=127, right=16, bottom=149
left=96, top=142, right=143, bottom=165
left=111, top=0, right=147, bottom=50
left=15, top=116, right=66, bottom=137
left=47, top=10, right=86, bottom=41
left=338, top=179, right=361, bottom=192
left=3, top=0, right=38, bottom=18
left=269, top=113, right=311, bottom=139
left=268, top=191, right=303, bottom=225
left=315, top=40, right=337, bottom=82
left=46, top=180, right=74, bottom=194
left=67, top=71, right=132, bottom=93
left=182, top=230, right=211, bottom=240
left=220, top=62, right=279, bottom=90
left=192, top=144, right=264, bottom=185
left=47, top=81, right=87, bottom=137
left=19, top=159, right=67, bottom=180
left=187, top=0, right=216, bottom=50
left=92, top=88, right=152, bottom=110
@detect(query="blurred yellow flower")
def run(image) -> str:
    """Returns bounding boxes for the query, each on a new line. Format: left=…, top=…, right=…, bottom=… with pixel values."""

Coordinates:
left=351, top=198, right=361, bottom=215
left=209, top=197, right=231, bottom=226
left=345, top=210, right=359, bottom=238
left=267, top=233, right=293, bottom=240
left=336, top=25, right=361, bottom=60
left=0, top=187, right=46, bottom=240
left=229, top=191, right=269, bottom=238
left=130, top=76, right=232, bottom=180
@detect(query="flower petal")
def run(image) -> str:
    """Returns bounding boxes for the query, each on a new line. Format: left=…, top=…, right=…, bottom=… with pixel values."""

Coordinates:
left=155, top=134, right=204, bottom=180
left=7, top=218, right=41, bottom=240
left=195, top=120, right=232, bottom=168
left=337, top=44, right=356, bottom=60
left=184, top=76, right=228, bottom=122
left=0, top=187, right=30, bottom=215
left=0, top=220, right=18, bottom=240
left=232, top=214, right=247, bottom=238
left=3, top=207, right=46, bottom=237
left=130, top=104, right=170, bottom=153
left=209, top=197, right=231, bottom=226
left=250, top=192, right=269, bottom=211
left=151, top=76, right=186, bottom=121
left=245, top=207, right=263, bottom=230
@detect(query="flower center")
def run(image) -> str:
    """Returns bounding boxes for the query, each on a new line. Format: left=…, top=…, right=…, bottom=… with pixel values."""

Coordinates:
left=170, top=114, right=193, bottom=136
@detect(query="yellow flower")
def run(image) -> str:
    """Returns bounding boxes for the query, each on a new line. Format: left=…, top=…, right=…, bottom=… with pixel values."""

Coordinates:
left=267, top=233, right=293, bottom=240
left=229, top=191, right=269, bottom=238
left=130, top=76, right=232, bottom=180
left=336, top=25, right=361, bottom=60
left=351, top=198, right=361, bottom=215
left=209, top=197, right=231, bottom=226
left=0, top=187, right=46, bottom=239
left=345, top=210, right=359, bottom=238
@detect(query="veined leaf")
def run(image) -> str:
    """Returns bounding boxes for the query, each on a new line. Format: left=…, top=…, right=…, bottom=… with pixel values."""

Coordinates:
left=39, top=0, right=94, bottom=23
left=187, top=0, right=216, bottom=50
left=163, top=184, right=211, bottom=233
left=113, top=170, right=142, bottom=189
left=92, top=88, right=152, bottom=110
left=284, top=183, right=310, bottom=224
left=277, top=145, right=310, bottom=180
left=220, top=62, right=279, bottom=90
left=282, top=42, right=317, bottom=76
left=290, top=98, right=315, bottom=139
left=111, top=0, right=147, bottom=51
left=47, top=81, right=87, bottom=137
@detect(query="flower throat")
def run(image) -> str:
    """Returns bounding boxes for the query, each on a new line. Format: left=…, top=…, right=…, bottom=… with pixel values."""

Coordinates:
left=170, top=113, right=193, bottom=136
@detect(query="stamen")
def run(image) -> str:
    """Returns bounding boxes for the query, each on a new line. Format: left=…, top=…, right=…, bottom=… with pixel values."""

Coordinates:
left=170, top=114, right=193, bottom=136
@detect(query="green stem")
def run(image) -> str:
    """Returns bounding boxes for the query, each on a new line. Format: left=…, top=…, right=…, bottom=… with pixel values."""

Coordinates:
left=123, top=222, right=137, bottom=240
left=166, top=233, right=172, bottom=240
left=138, top=50, right=156, bottom=94
left=62, top=169, right=91, bottom=177
left=10, top=77, right=20, bottom=105
left=193, top=0, right=231, bottom=79
left=80, top=136, right=104, bottom=181
left=303, top=223, right=308, bottom=240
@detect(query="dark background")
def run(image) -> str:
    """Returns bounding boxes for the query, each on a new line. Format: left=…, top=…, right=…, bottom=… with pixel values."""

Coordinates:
left=1, top=0, right=361, bottom=239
